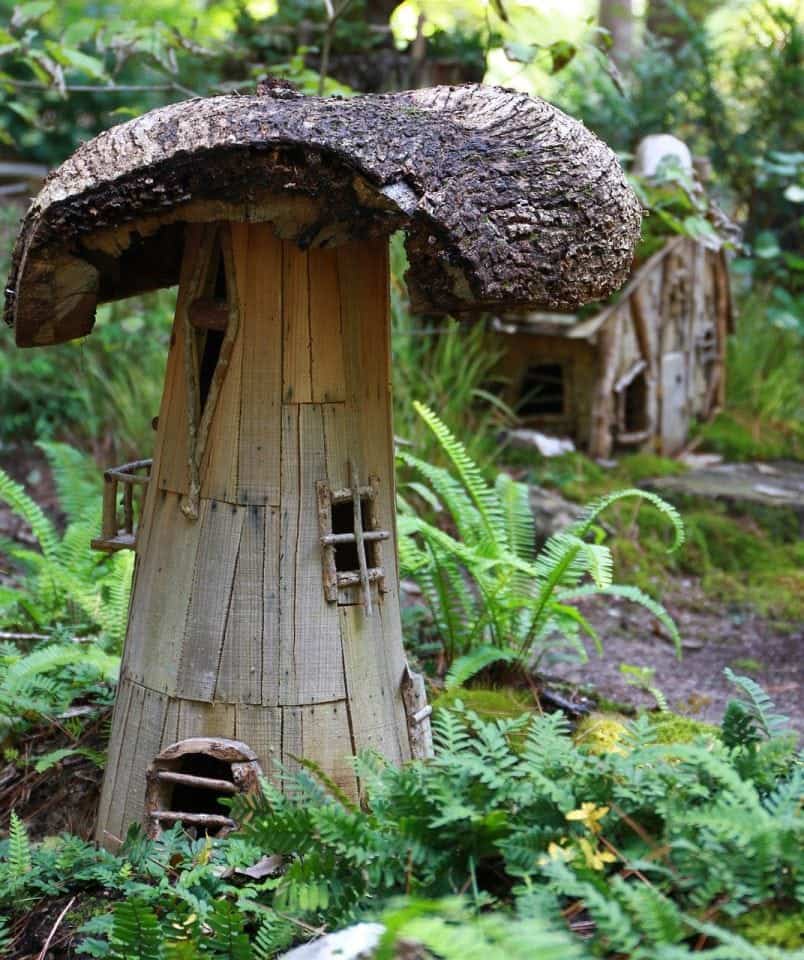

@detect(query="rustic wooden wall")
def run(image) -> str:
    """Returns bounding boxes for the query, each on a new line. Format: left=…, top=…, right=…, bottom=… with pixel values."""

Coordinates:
left=96, top=222, right=411, bottom=847
left=497, top=237, right=731, bottom=459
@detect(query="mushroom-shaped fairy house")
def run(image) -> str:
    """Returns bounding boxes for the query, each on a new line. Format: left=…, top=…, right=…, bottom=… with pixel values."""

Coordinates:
left=5, top=84, right=642, bottom=847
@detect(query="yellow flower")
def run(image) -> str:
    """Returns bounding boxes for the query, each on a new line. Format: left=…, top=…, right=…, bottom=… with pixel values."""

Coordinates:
left=565, top=802, right=610, bottom=834
left=578, top=837, right=617, bottom=871
left=538, top=839, right=574, bottom=866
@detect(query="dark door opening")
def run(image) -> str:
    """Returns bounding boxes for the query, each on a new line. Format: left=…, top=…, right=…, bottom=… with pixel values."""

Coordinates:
left=519, top=364, right=564, bottom=416
left=623, top=371, right=648, bottom=433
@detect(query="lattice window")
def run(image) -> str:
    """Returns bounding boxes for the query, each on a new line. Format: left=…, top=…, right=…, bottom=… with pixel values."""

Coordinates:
left=317, top=463, right=389, bottom=614
left=145, top=737, right=262, bottom=839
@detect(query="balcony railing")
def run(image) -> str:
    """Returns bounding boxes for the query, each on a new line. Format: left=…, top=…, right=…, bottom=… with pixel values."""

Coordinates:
left=91, top=459, right=152, bottom=553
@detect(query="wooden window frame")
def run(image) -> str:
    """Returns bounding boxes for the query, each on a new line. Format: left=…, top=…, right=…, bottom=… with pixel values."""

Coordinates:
left=317, top=463, right=389, bottom=614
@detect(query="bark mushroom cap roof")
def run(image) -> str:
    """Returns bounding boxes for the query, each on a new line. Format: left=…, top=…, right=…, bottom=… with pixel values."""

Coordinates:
left=5, top=83, right=642, bottom=347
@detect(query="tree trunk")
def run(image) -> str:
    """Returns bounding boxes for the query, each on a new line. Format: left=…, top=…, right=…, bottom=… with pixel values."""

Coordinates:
left=599, top=0, right=634, bottom=67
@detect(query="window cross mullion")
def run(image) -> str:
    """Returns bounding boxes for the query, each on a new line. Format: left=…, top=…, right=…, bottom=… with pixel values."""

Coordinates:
left=350, top=460, right=372, bottom=616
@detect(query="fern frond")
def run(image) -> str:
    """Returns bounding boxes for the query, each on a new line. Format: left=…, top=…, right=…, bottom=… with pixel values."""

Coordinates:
left=7, top=811, right=32, bottom=886
left=559, top=584, right=681, bottom=656
left=38, top=441, right=102, bottom=523
left=413, top=402, right=505, bottom=546
left=445, top=645, right=519, bottom=690
left=109, top=898, right=164, bottom=960
left=495, top=472, right=536, bottom=561
left=724, top=668, right=790, bottom=738
left=572, top=488, right=685, bottom=552
left=0, top=468, right=59, bottom=558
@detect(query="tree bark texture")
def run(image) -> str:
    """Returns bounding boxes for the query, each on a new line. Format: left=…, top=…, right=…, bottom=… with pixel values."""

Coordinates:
left=6, top=84, right=642, bottom=347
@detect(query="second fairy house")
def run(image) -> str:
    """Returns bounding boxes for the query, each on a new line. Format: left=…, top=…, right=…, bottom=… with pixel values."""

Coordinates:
left=496, top=135, right=735, bottom=459
left=4, top=83, right=641, bottom=847
left=495, top=236, right=733, bottom=458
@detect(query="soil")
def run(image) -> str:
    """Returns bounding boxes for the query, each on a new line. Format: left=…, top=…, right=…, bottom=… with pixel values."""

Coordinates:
left=561, top=580, right=803, bottom=735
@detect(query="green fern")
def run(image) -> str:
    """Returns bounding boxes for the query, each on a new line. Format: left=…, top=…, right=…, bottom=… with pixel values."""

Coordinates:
left=0, top=442, right=133, bottom=639
left=0, top=915, right=11, bottom=955
left=399, top=406, right=683, bottom=674
left=724, top=668, right=790, bottom=738
left=109, top=899, right=164, bottom=960
left=6, top=812, right=31, bottom=892
left=205, top=900, right=252, bottom=959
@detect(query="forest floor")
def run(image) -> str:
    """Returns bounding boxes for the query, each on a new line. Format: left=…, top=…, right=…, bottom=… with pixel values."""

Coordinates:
left=568, top=584, right=803, bottom=734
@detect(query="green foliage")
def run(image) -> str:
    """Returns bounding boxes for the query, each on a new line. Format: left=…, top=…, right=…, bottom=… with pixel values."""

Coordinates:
left=398, top=402, right=682, bottom=672
left=0, top=442, right=127, bottom=737
left=629, top=156, right=732, bottom=259
left=0, top=441, right=132, bottom=639
left=378, top=896, right=581, bottom=959
left=694, top=291, right=804, bottom=462
left=3, top=811, right=32, bottom=894
left=0, top=676, right=799, bottom=958
left=109, top=899, right=163, bottom=960
left=0, top=294, right=172, bottom=458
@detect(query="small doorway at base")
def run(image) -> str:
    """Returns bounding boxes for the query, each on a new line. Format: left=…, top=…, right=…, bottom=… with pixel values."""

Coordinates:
left=145, top=737, right=262, bottom=839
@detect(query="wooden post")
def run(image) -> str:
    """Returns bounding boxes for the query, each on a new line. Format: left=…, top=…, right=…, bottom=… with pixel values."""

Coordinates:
left=96, top=223, right=412, bottom=847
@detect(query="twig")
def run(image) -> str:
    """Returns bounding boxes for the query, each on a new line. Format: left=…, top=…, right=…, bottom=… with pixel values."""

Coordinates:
left=0, top=630, right=50, bottom=641
left=5, top=79, right=199, bottom=96
left=7, top=79, right=167, bottom=91
left=318, top=0, right=354, bottom=95
left=36, top=895, right=76, bottom=960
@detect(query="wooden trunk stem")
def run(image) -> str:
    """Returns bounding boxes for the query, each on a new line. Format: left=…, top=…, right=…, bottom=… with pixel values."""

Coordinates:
left=96, top=223, right=414, bottom=847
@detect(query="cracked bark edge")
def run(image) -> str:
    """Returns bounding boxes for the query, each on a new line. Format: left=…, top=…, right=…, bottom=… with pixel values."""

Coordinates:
left=5, top=84, right=642, bottom=346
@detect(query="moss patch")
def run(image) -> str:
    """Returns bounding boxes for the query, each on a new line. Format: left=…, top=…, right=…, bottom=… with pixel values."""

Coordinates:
left=433, top=687, right=540, bottom=745
left=731, top=905, right=804, bottom=949
left=573, top=712, right=631, bottom=754
left=647, top=712, right=720, bottom=744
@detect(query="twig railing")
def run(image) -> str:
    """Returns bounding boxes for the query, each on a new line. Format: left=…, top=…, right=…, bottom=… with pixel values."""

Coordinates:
left=91, top=459, right=152, bottom=553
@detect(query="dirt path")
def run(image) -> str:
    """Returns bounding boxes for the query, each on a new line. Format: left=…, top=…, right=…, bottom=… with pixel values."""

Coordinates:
left=562, top=579, right=802, bottom=735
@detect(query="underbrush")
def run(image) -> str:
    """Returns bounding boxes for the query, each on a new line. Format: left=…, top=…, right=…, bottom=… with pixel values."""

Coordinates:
left=694, top=290, right=804, bottom=462
left=0, top=673, right=799, bottom=959
left=0, top=293, right=172, bottom=462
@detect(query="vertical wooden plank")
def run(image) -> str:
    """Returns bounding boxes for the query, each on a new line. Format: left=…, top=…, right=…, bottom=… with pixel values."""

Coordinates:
left=174, top=699, right=237, bottom=742
left=339, top=605, right=408, bottom=765
left=103, top=680, right=146, bottom=847
left=175, top=498, right=245, bottom=700
left=238, top=223, right=283, bottom=505
left=282, top=243, right=312, bottom=403
left=236, top=703, right=282, bottom=785
left=337, top=240, right=392, bottom=482
left=300, top=700, right=359, bottom=797
left=309, top=246, right=345, bottom=403
left=322, top=402, right=352, bottom=492
left=263, top=505, right=281, bottom=705
left=216, top=504, right=265, bottom=704
left=281, top=705, right=303, bottom=794
left=95, top=677, right=133, bottom=846
left=154, top=225, right=208, bottom=499
left=279, top=404, right=346, bottom=705
left=123, top=686, right=169, bottom=836
left=161, top=698, right=181, bottom=750
left=125, top=491, right=201, bottom=694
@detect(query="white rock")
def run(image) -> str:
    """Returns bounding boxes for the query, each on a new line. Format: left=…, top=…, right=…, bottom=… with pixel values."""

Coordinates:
left=507, top=428, right=575, bottom=457
left=279, top=923, right=385, bottom=960
left=633, top=134, right=693, bottom=179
